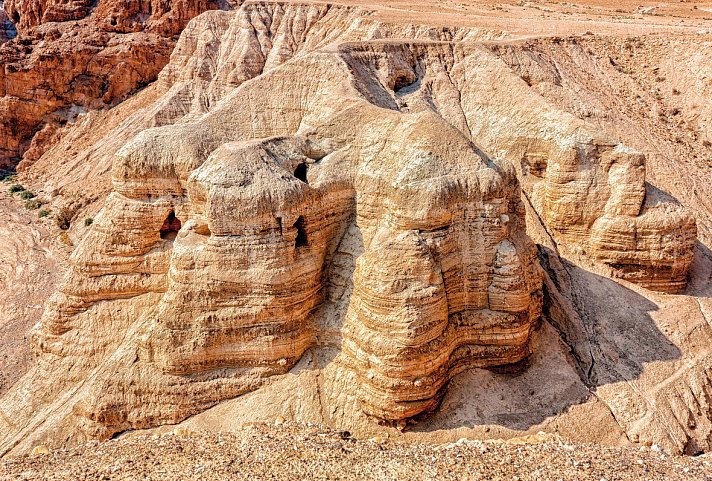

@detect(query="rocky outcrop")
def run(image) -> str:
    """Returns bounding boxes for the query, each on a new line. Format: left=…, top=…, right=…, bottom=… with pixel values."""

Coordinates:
left=327, top=110, right=541, bottom=421
left=0, top=0, right=227, bottom=167
left=4, top=0, right=94, bottom=30
left=0, top=0, right=704, bottom=458
left=334, top=42, right=697, bottom=293
left=0, top=6, right=544, bottom=451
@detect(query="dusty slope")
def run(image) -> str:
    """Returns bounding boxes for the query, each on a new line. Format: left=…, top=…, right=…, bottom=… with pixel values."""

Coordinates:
left=2, top=423, right=711, bottom=481
left=0, top=181, right=65, bottom=396
left=0, top=0, right=711, bottom=461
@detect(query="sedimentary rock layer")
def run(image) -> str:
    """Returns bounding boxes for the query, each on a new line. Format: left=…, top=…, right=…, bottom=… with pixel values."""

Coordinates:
left=0, top=1, right=700, bottom=457
left=0, top=0, right=226, bottom=167
left=337, top=42, right=697, bottom=292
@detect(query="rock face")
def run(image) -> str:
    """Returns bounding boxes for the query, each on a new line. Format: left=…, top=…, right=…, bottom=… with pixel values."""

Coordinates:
left=0, top=0, right=226, bottom=167
left=336, top=42, right=696, bottom=293
left=0, top=0, right=705, bottom=458
left=0, top=2, right=14, bottom=43
left=4, top=1, right=94, bottom=29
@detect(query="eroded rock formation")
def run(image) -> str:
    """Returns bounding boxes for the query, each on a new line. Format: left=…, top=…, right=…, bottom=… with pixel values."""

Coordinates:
left=0, top=0, right=704, bottom=457
left=0, top=0, right=228, bottom=167
left=335, top=42, right=697, bottom=293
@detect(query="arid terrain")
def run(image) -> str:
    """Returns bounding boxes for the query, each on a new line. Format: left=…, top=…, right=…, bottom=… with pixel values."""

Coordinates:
left=2, top=423, right=712, bottom=480
left=1, top=0, right=712, bottom=478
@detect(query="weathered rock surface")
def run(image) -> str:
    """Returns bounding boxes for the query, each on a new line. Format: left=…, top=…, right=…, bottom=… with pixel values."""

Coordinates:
left=0, top=0, right=710, bottom=460
left=0, top=183, right=62, bottom=397
left=0, top=0, right=227, bottom=167
left=338, top=42, right=696, bottom=293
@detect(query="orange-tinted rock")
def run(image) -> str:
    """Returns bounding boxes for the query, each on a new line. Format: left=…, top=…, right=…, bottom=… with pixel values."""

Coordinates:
left=0, top=0, right=226, bottom=167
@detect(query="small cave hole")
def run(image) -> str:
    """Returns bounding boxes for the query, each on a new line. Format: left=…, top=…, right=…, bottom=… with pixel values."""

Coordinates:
left=294, top=163, right=309, bottom=184
left=394, top=76, right=412, bottom=91
left=393, top=71, right=419, bottom=95
left=294, top=216, right=308, bottom=248
left=11, top=12, right=20, bottom=24
left=160, top=210, right=182, bottom=240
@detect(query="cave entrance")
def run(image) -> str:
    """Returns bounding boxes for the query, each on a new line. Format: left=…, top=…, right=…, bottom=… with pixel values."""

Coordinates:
left=294, top=163, right=308, bottom=184
left=294, top=216, right=308, bottom=248
left=160, top=210, right=182, bottom=240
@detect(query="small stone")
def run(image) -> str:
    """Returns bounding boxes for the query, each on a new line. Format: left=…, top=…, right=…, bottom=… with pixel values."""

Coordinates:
left=172, top=427, right=193, bottom=437
left=31, top=445, right=50, bottom=456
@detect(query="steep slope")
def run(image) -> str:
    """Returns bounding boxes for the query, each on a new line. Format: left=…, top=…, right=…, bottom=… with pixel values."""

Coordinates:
left=1, top=0, right=711, bottom=459
left=0, top=0, right=230, bottom=167
left=0, top=13, right=545, bottom=451
left=0, top=183, right=63, bottom=396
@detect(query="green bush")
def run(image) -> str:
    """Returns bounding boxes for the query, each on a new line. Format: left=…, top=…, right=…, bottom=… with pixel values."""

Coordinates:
left=38, top=209, right=50, bottom=218
left=84, top=217, right=94, bottom=227
left=9, top=184, right=25, bottom=194
left=25, top=199, right=42, bottom=210
left=20, top=191, right=36, bottom=200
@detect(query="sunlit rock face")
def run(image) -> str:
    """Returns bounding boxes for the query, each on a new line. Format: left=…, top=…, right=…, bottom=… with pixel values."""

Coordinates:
left=0, top=1, right=699, bottom=457
left=0, top=0, right=226, bottom=167
left=336, top=42, right=696, bottom=293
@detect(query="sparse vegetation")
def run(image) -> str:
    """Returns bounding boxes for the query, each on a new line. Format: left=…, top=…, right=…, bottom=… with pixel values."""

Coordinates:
left=20, top=191, right=36, bottom=200
left=25, top=199, right=42, bottom=210
left=9, top=184, right=25, bottom=194
left=56, top=207, right=75, bottom=231
left=84, top=217, right=94, bottom=227
left=38, top=209, right=50, bottom=218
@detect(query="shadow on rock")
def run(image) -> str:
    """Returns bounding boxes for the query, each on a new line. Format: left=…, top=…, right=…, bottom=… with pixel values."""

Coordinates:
left=415, top=246, right=681, bottom=434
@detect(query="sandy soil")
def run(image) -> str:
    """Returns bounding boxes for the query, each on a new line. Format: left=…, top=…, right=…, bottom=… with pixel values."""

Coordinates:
left=336, top=0, right=712, bottom=35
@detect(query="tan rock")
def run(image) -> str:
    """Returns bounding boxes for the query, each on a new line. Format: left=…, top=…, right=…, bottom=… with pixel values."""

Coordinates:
left=0, top=0, right=707, bottom=459
left=30, top=444, right=49, bottom=456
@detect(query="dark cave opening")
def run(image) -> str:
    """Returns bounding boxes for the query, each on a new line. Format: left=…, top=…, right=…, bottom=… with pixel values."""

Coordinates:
left=160, top=210, right=182, bottom=240
left=294, top=216, right=308, bottom=248
left=294, top=163, right=308, bottom=184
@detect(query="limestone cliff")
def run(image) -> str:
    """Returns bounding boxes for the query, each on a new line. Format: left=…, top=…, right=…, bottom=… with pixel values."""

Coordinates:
left=0, top=0, right=707, bottom=458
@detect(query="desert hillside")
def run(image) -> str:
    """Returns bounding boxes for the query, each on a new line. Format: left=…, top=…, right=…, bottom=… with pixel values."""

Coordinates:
left=0, top=0, right=711, bottom=475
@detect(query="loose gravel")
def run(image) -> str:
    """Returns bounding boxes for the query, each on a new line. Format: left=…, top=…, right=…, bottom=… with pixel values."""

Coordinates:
left=2, top=423, right=711, bottom=480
